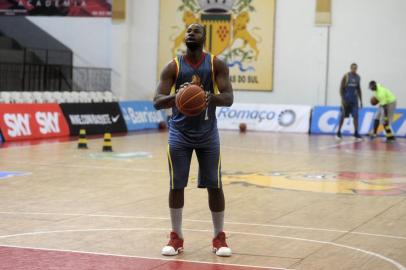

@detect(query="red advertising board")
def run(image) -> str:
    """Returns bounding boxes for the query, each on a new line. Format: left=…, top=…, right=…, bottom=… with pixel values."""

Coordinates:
left=0, top=0, right=111, bottom=17
left=0, top=104, right=70, bottom=141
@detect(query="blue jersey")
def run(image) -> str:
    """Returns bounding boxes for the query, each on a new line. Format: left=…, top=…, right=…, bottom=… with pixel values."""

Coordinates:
left=343, top=73, right=360, bottom=103
left=169, top=53, right=220, bottom=146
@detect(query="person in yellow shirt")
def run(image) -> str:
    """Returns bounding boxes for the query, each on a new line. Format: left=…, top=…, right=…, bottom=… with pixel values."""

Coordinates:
left=368, top=81, right=396, bottom=141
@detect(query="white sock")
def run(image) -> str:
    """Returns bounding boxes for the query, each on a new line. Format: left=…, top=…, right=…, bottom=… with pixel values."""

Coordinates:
left=211, top=211, right=224, bottom=237
left=170, top=208, right=183, bottom=239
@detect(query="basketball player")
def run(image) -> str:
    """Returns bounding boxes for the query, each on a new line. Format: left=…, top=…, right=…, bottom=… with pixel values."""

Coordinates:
left=368, top=81, right=397, bottom=141
left=153, top=24, right=234, bottom=257
left=336, top=63, right=363, bottom=140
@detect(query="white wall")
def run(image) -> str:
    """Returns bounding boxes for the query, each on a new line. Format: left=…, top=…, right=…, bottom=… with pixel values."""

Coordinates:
left=327, top=0, right=406, bottom=107
left=27, top=0, right=406, bottom=108
left=28, top=16, right=111, bottom=68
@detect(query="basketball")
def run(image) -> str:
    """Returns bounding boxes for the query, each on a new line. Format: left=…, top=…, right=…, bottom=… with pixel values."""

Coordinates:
left=370, top=96, right=379, bottom=106
left=239, top=123, right=247, bottom=133
left=175, top=84, right=206, bottom=116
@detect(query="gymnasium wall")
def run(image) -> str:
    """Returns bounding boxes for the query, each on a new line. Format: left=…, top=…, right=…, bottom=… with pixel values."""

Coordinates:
left=27, top=0, right=406, bottom=107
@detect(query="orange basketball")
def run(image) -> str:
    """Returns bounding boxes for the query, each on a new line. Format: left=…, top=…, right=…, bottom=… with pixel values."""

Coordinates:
left=175, top=84, right=206, bottom=116
left=370, top=96, right=379, bottom=106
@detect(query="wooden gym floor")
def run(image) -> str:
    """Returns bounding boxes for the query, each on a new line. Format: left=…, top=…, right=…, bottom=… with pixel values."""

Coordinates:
left=0, top=131, right=405, bottom=270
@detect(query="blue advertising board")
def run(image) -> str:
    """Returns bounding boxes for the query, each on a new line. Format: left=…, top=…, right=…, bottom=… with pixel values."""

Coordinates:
left=119, top=101, right=167, bottom=131
left=310, top=106, right=406, bottom=137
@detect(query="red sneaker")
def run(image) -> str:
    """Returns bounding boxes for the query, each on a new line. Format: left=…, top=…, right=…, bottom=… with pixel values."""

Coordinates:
left=161, top=232, right=184, bottom=256
left=212, top=232, right=232, bottom=257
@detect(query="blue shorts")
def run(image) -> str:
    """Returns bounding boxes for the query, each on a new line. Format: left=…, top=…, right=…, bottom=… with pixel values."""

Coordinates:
left=341, top=102, right=358, bottom=118
left=167, top=142, right=221, bottom=190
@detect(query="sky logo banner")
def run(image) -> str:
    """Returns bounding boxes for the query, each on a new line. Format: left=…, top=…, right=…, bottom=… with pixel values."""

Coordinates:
left=216, top=103, right=311, bottom=133
left=119, top=101, right=166, bottom=131
left=310, top=106, right=406, bottom=137
left=0, top=104, right=70, bottom=141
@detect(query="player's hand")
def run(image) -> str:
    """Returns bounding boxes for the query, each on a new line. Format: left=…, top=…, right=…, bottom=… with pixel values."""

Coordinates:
left=176, top=82, right=191, bottom=93
left=206, top=92, right=214, bottom=107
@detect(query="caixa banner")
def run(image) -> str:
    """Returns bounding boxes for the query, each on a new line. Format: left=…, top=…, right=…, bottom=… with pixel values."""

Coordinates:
left=60, top=102, right=127, bottom=135
left=216, top=103, right=312, bottom=133
left=0, top=104, right=70, bottom=141
left=310, top=106, right=406, bottom=137
left=119, top=101, right=166, bottom=132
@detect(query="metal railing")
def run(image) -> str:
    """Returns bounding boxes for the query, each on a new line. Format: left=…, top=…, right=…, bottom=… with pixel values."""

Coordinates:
left=0, top=62, right=111, bottom=92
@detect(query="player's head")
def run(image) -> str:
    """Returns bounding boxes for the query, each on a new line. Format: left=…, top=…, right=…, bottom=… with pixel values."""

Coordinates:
left=185, top=23, right=206, bottom=50
left=350, top=63, right=358, bottom=74
left=369, top=81, right=377, bottom=91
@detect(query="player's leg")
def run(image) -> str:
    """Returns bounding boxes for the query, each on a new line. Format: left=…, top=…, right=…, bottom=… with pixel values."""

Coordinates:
left=208, top=187, right=225, bottom=236
left=370, top=106, right=382, bottom=138
left=196, top=144, right=232, bottom=257
left=162, top=144, right=193, bottom=256
left=336, top=104, right=347, bottom=139
left=385, top=102, right=396, bottom=141
left=352, top=103, right=362, bottom=140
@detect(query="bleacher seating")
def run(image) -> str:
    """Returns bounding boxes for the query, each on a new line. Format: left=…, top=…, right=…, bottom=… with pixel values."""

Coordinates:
left=0, top=91, right=118, bottom=104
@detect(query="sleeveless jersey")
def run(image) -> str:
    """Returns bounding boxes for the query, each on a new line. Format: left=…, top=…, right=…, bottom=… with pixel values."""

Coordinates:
left=343, top=73, right=360, bottom=103
left=169, top=53, right=220, bottom=146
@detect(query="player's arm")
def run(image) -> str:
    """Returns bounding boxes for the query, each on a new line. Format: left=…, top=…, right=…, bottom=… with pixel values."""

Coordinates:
left=209, top=57, right=234, bottom=107
left=153, top=61, right=177, bottom=110
left=339, top=75, right=346, bottom=104
left=357, top=77, right=363, bottom=108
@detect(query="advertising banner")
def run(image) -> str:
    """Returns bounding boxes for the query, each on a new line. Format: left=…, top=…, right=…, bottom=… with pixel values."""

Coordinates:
left=216, top=103, right=312, bottom=133
left=60, top=102, right=127, bottom=135
left=0, top=103, right=70, bottom=141
left=158, top=0, right=276, bottom=91
left=310, top=106, right=406, bottom=137
left=119, top=101, right=167, bottom=132
left=0, top=0, right=112, bottom=17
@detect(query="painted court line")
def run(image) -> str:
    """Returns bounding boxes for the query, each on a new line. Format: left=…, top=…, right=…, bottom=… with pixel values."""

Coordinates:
left=0, top=211, right=405, bottom=241
left=0, top=227, right=404, bottom=270
left=317, top=140, right=358, bottom=150
left=0, top=244, right=291, bottom=270
left=2, top=161, right=167, bottom=173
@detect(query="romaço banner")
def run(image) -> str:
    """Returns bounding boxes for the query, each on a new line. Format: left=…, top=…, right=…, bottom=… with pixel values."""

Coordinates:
left=0, top=0, right=112, bottom=17
left=216, top=103, right=312, bottom=133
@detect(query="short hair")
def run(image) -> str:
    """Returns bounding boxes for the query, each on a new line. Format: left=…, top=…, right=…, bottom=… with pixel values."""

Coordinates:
left=369, top=80, right=377, bottom=86
left=350, top=63, right=358, bottom=68
left=188, top=23, right=206, bottom=41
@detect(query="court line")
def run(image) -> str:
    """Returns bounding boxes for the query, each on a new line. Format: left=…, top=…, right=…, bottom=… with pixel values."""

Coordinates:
left=0, top=161, right=167, bottom=173
left=0, top=244, right=290, bottom=270
left=317, top=140, right=359, bottom=150
left=0, top=211, right=405, bottom=241
left=0, top=227, right=404, bottom=270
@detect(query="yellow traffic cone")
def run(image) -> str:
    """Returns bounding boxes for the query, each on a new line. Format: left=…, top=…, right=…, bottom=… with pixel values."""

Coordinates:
left=78, top=129, right=88, bottom=149
left=102, top=132, right=113, bottom=152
